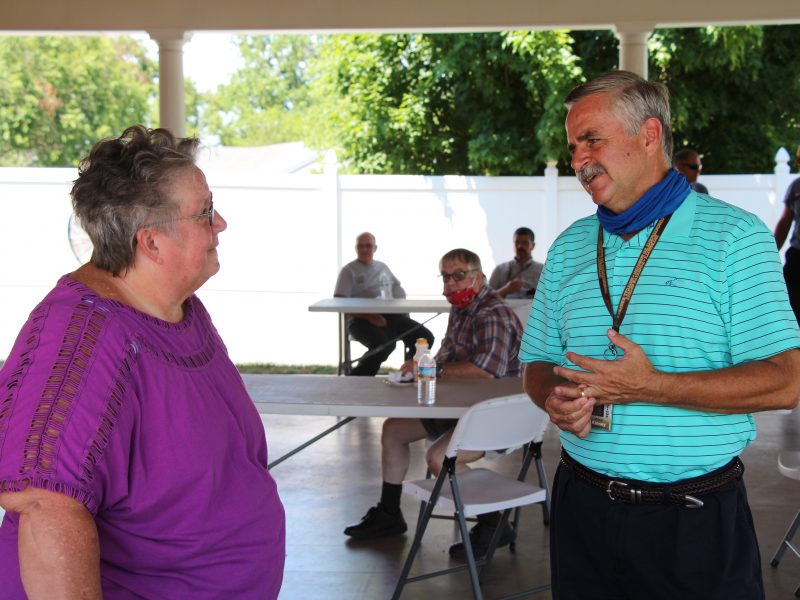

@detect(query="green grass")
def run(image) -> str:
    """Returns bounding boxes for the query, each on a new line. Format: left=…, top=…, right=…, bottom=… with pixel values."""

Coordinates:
left=236, top=363, right=338, bottom=374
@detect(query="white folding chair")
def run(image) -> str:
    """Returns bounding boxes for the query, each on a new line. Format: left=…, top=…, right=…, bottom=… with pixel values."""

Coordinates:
left=392, top=395, right=551, bottom=600
left=416, top=393, right=551, bottom=545
left=770, top=451, right=800, bottom=598
left=511, top=300, right=533, bottom=327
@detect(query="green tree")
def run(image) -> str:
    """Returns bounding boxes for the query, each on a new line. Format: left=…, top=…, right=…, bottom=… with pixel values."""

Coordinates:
left=202, top=35, right=337, bottom=149
left=313, top=26, right=800, bottom=175
left=321, top=32, right=584, bottom=175
left=184, top=78, right=204, bottom=139
left=651, top=25, right=800, bottom=173
left=0, top=36, right=156, bottom=166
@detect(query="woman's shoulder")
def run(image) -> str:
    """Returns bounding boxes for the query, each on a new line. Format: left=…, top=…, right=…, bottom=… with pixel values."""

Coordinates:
left=49, top=274, right=140, bottom=332
left=14, top=275, right=140, bottom=369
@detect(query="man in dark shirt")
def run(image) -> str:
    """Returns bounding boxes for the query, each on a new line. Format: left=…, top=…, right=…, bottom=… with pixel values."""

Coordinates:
left=674, top=148, right=709, bottom=193
left=773, top=144, right=800, bottom=323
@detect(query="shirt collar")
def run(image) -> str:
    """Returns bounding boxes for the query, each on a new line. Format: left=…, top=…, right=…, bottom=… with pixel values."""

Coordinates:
left=514, top=256, right=533, bottom=267
left=596, top=191, right=697, bottom=249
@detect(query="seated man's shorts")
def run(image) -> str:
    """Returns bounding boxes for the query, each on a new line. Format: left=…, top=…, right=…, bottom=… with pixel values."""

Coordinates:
left=420, top=418, right=457, bottom=439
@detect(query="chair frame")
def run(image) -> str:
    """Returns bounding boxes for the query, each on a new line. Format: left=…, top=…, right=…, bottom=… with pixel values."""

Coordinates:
left=392, top=396, right=551, bottom=600
left=416, top=402, right=551, bottom=545
left=770, top=452, right=800, bottom=598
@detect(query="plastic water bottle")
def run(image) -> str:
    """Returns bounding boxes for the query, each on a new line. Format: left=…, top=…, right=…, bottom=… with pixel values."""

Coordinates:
left=412, top=338, right=429, bottom=381
left=417, top=351, right=436, bottom=405
left=379, top=270, right=393, bottom=300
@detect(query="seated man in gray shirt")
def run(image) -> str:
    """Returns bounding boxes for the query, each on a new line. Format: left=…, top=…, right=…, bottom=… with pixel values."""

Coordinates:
left=488, top=227, right=543, bottom=299
left=334, top=232, right=434, bottom=376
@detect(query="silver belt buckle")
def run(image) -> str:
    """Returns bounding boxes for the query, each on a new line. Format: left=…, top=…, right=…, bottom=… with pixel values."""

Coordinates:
left=606, top=480, right=627, bottom=502
left=607, top=480, right=644, bottom=504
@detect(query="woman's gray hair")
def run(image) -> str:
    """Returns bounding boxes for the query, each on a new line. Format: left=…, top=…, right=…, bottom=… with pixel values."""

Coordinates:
left=565, top=70, right=673, bottom=165
left=71, top=125, right=200, bottom=276
left=440, top=248, right=483, bottom=274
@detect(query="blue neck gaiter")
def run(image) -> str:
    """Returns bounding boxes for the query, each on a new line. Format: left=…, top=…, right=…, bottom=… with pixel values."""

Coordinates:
left=596, top=169, right=691, bottom=234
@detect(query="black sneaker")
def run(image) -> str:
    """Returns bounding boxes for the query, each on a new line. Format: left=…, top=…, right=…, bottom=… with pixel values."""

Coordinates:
left=344, top=505, right=408, bottom=540
left=448, top=521, right=516, bottom=560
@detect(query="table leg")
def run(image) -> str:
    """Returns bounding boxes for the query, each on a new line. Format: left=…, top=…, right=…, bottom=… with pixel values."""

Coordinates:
left=267, top=416, right=356, bottom=469
left=338, top=313, right=352, bottom=376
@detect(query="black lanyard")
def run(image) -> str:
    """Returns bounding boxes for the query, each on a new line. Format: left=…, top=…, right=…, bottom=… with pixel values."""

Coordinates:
left=596, top=215, right=671, bottom=358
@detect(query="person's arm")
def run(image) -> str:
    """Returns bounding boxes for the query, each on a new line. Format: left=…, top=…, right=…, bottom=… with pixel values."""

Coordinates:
left=495, top=280, right=524, bottom=298
left=523, top=361, right=595, bottom=438
left=487, top=266, right=502, bottom=291
left=438, top=361, right=494, bottom=379
left=399, top=357, right=492, bottom=378
left=555, top=329, right=800, bottom=413
left=0, top=487, right=101, bottom=600
left=488, top=266, right=522, bottom=298
left=462, top=301, right=523, bottom=378
left=775, top=205, right=794, bottom=250
left=388, top=269, right=407, bottom=299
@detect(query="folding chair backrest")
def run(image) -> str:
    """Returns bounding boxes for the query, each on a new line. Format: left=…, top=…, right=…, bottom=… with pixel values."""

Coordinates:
left=512, top=300, right=533, bottom=326
left=445, top=394, right=546, bottom=457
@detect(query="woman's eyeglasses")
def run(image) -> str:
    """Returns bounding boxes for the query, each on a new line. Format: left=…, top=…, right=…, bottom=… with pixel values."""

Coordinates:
left=440, top=269, right=477, bottom=283
left=678, top=162, right=702, bottom=171
left=144, top=195, right=214, bottom=229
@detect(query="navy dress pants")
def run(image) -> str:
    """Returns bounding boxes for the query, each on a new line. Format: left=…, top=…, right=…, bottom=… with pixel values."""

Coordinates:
left=549, top=459, right=764, bottom=600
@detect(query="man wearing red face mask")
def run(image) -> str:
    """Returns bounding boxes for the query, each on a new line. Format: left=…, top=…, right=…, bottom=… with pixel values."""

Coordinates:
left=344, top=248, right=522, bottom=560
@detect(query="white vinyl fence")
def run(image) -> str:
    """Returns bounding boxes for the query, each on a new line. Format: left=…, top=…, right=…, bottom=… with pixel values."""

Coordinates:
left=1, top=148, right=797, bottom=366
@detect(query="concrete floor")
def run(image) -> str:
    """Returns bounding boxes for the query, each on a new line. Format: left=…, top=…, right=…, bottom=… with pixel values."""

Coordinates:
left=263, top=408, right=800, bottom=599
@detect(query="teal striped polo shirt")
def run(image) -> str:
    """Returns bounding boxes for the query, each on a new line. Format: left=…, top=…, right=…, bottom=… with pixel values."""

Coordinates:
left=520, top=192, right=800, bottom=482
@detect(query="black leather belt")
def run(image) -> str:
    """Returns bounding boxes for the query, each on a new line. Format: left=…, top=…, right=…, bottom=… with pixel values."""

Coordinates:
left=560, top=450, right=744, bottom=509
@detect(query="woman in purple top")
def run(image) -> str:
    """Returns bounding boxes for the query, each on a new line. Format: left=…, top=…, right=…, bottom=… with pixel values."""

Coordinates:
left=0, top=126, right=285, bottom=599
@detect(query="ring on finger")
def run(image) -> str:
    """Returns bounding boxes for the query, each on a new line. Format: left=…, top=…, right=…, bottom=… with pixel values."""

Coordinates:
left=579, top=388, right=586, bottom=398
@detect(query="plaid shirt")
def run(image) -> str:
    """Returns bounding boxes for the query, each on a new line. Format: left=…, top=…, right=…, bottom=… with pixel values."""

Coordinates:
left=436, top=285, right=523, bottom=378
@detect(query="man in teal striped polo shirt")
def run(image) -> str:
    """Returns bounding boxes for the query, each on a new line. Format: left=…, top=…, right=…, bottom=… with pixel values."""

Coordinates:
left=521, top=70, right=800, bottom=600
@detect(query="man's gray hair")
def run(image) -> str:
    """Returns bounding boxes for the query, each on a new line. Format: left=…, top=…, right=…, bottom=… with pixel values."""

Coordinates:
left=565, top=70, right=673, bottom=165
left=440, top=248, right=482, bottom=273
left=71, top=125, right=200, bottom=276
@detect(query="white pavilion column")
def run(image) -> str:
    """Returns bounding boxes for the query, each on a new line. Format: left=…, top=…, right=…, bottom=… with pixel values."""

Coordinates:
left=148, top=30, right=190, bottom=137
left=614, top=23, right=654, bottom=79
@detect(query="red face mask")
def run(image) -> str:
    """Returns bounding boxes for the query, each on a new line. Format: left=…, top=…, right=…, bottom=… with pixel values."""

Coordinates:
left=445, top=287, right=477, bottom=310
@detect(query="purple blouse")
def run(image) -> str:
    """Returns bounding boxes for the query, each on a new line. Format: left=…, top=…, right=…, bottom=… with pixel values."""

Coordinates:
left=0, top=276, right=285, bottom=598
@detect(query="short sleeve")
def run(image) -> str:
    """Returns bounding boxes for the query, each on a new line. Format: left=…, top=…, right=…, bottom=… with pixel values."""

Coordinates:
left=0, top=299, right=135, bottom=514
left=470, top=308, right=521, bottom=377
left=488, top=265, right=503, bottom=290
left=520, top=255, right=564, bottom=365
left=725, top=215, right=800, bottom=363
left=333, top=266, right=353, bottom=296
left=385, top=266, right=407, bottom=299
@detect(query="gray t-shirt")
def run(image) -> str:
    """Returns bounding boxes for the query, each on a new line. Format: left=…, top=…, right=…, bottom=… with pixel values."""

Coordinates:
left=488, top=258, right=543, bottom=299
left=334, top=259, right=407, bottom=298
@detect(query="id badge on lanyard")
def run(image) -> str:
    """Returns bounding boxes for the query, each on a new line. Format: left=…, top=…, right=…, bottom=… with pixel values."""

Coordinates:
left=592, top=216, right=671, bottom=431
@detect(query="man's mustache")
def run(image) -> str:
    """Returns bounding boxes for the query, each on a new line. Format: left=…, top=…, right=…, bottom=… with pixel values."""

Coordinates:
left=576, top=163, right=607, bottom=186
